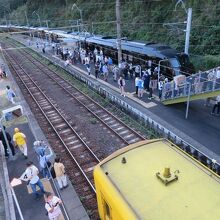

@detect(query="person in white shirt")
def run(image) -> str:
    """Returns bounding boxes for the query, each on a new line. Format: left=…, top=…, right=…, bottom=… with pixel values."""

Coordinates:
left=84, top=56, right=91, bottom=75
left=20, top=161, right=45, bottom=200
left=135, top=77, right=140, bottom=95
left=211, top=95, right=220, bottom=115
left=45, top=192, right=64, bottom=220
left=158, top=80, right=164, bottom=100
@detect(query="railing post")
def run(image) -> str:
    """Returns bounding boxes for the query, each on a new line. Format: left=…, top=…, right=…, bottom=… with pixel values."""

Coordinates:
left=171, top=86, right=174, bottom=99
left=213, top=79, right=216, bottom=91
left=185, top=82, right=191, bottom=119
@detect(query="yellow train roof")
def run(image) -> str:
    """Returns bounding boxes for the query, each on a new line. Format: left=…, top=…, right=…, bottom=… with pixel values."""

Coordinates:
left=99, top=139, right=220, bottom=220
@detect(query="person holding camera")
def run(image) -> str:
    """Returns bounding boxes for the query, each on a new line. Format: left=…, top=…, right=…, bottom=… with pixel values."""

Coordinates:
left=19, top=161, right=45, bottom=200
left=45, top=192, right=64, bottom=220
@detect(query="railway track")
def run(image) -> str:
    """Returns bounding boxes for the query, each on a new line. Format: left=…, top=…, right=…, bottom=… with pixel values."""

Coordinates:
left=6, top=39, right=145, bottom=145
left=3, top=48, right=99, bottom=218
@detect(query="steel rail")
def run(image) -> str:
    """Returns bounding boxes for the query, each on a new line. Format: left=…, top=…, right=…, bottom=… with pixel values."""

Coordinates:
left=8, top=41, right=145, bottom=144
left=4, top=49, right=98, bottom=193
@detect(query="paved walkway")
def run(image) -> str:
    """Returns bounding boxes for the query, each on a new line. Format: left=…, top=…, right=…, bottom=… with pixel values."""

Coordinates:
left=13, top=35, right=220, bottom=161
left=0, top=53, right=90, bottom=219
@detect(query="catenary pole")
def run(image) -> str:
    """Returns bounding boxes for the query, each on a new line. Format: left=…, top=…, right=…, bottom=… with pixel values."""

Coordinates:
left=116, top=0, right=122, bottom=68
left=184, top=8, right=192, bottom=54
left=25, top=10, right=29, bottom=27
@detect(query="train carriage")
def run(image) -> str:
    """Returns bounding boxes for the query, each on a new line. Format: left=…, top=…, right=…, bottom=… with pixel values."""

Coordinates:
left=94, top=139, right=220, bottom=220
left=85, top=36, right=195, bottom=79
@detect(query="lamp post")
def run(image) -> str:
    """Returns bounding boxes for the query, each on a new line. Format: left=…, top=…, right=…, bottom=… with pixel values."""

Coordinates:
left=14, top=14, right=19, bottom=26
left=116, top=0, right=122, bottom=70
left=71, top=4, right=83, bottom=32
left=45, top=20, right=49, bottom=29
left=158, top=59, right=169, bottom=82
left=0, top=117, right=11, bottom=160
left=2, top=6, right=10, bottom=27
left=32, top=11, right=41, bottom=27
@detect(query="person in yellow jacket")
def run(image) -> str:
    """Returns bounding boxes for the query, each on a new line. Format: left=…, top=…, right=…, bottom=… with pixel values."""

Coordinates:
left=54, top=157, right=68, bottom=190
left=13, top=127, right=28, bottom=159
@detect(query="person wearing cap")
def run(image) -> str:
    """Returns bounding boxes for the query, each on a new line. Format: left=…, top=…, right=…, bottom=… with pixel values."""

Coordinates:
left=13, top=128, right=27, bottom=159
left=45, top=192, right=63, bottom=220
left=33, top=140, right=47, bottom=156
left=0, top=126, right=15, bottom=158
left=20, top=161, right=45, bottom=200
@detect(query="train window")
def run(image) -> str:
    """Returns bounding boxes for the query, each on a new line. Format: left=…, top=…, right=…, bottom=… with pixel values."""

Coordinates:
left=103, top=200, right=111, bottom=220
left=128, top=55, right=133, bottom=62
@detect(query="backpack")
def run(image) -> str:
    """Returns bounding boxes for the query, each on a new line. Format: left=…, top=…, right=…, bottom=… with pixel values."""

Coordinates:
left=50, top=166, right=56, bottom=179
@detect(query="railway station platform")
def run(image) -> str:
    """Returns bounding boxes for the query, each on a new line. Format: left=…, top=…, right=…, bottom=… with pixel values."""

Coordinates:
left=10, top=36, right=220, bottom=161
left=0, top=57, right=90, bottom=219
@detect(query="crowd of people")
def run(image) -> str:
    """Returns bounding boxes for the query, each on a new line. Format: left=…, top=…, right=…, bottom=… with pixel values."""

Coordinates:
left=32, top=37, right=220, bottom=108
left=53, top=44, right=165, bottom=99
left=20, top=138, right=67, bottom=219
left=0, top=124, right=67, bottom=218
left=50, top=42, right=220, bottom=111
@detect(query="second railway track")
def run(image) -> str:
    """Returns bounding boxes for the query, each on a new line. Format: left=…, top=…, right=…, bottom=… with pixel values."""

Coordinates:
left=3, top=45, right=100, bottom=218
left=2, top=38, right=146, bottom=218
left=6, top=39, right=145, bottom=145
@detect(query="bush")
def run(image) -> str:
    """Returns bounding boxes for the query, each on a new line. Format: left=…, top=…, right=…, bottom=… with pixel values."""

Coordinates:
left=190, top=55, right=220, bottom=71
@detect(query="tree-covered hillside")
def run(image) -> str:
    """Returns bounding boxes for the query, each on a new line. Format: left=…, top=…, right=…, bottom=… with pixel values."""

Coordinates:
left=1, top=0, right=220, bottom=70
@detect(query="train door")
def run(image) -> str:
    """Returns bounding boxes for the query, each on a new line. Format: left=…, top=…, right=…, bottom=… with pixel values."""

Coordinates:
left=102, top=197, right=112, bottom=220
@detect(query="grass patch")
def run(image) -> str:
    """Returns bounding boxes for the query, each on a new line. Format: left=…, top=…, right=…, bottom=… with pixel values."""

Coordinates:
left=90, top=117, right=97, bottom=124
left=1, top=115, right=28, bottom=128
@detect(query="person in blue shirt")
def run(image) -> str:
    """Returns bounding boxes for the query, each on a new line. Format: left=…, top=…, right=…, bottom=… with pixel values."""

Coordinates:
left=137, top=78, right=144, bottom=98
left=39, top=147, right=53, bottom=179
left=108, top=57, right=113, bottom=65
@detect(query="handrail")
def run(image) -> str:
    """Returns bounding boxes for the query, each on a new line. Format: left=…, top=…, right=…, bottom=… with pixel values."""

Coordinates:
left=162, top=77, right=220, bottom=101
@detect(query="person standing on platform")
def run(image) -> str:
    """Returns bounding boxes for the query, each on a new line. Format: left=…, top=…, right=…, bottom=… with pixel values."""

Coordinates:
left=137, top=77, right=144, bottom=98
left=39, top=147, right=53, bottom=180
left=54, top=157, right=68, bottom=190
left=45, top=192, right=64, bottom=220
left=102, top=63, right=109, bottom=81
left=1, top=64, right=7, bottom=78
left=94, top=61, right=100, bottom=79
left=118, top=76, right=126, bottom=97
left=135, top=76, right=140, bottom=95
left=211, top=96, right=220, bottom=115
left=158, top=79, right=164, bottom=100
left=0, top=126, right=15, bottom=158
left=148, top=77, right=154, bottom=100
left=6, top=85, right=16, bottom=104
left=13, top=127, right=28, bottom=159
left=84, top=55, right=91, bottom=75
left=33, top=140, right=47, bottom=156
left=20, top=161, right=45, bottom=200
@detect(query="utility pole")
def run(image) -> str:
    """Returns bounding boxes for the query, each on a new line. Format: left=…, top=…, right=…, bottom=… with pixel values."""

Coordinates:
left=25, top=10, right=29, bottom=27
left=116, top=0, right=122, bottom=67
left=184, top=8, right=192, bottom=55
left=45, top=20, right=49, bottom=29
